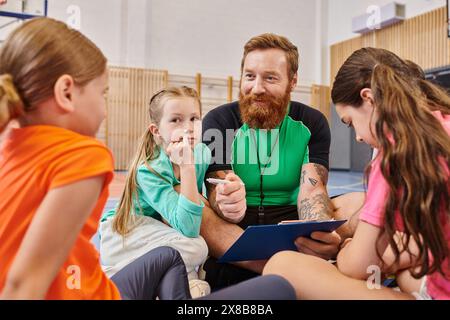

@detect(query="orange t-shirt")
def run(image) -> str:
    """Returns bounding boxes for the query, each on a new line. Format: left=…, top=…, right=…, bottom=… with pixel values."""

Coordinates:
left=0, top=125, right=121, bottom=300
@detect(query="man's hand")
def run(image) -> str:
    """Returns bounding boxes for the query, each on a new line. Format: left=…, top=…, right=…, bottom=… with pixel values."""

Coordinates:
left=215, top=172, right=246, bottom=223
left=294, top=231, right=341, bottom=260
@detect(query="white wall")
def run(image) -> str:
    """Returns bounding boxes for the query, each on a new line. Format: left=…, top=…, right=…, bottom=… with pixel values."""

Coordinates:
left=0, top=0, right=124, bottom=63
left=48, top=0, right=124, bottom=66
left=1, top=0, right=445, bottom=87
left=146, top=0, right=322, bottom=86
left=0, top=0, right=327, bottom=90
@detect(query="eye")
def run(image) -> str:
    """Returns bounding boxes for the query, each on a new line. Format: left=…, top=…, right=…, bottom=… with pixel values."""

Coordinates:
left=347, top=122, right=353, bottom=128
left=244, top=73, right=255, bottom=80
left=266, top=76, right=277, bottom=81
left=170, top=118, right=181, bottom=123
left=191, top=116, right=200, bottom=121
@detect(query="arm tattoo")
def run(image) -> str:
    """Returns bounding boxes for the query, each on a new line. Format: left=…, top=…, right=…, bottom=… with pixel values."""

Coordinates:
left=298, top=193, right=333, bottom=221
left=313, top=163, right=329, bottom=185
left=301, top=170, right=306, bottom=185
left=308, top=178, right=318, bottom=186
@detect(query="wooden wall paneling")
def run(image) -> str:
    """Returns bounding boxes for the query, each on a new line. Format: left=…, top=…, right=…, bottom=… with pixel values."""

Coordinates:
left=106, top=67, right=167, bottom=170
left=227, top=76, right=233, bottom=103
left=310, top=85, right=331, bottom=123
left=330, top=7, right=450, bottom=86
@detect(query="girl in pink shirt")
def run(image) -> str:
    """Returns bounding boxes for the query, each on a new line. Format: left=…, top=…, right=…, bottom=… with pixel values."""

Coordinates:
left=263, top=47, right=450, bottom=300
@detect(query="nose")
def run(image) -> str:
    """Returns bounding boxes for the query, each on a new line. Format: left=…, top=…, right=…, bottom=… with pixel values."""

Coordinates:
left=251, top=77, right=266, bottom=95
left=183, top=123, right=194, bottom=134
left=355, top=135, right=364, bottom=143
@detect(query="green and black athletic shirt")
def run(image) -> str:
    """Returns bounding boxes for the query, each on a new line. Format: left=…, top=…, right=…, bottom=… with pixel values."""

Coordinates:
left=202, top=101, right=330, bottom=226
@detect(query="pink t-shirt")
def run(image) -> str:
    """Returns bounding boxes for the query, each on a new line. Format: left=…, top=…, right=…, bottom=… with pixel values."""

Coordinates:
left=359, top=111, right=450, bottom=300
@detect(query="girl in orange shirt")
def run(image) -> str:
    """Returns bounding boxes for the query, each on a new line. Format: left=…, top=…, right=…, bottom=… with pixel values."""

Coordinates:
left=0, top=17, right=194, bottom=300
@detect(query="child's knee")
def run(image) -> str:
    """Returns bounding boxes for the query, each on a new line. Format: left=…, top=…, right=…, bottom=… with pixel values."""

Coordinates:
left=169, top=235, right=208, bottom=268
left=190, top=236, right=208, bottom=261
left=152, top=246, right=180, bottom=260
left=263, top=251, right=300, bottom=275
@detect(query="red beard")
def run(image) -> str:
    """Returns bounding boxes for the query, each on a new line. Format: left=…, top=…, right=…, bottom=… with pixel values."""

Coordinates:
left=239, top=88, right=291, bottom=129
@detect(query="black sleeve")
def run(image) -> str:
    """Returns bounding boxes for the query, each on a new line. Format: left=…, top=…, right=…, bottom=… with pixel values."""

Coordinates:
left=307, top=111, right=331, bottom=171
left=202, top=105, right=237, bottom=175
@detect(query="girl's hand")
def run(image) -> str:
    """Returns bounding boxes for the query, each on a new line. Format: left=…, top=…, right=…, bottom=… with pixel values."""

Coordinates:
left=166, top=134, right=194, bottom=166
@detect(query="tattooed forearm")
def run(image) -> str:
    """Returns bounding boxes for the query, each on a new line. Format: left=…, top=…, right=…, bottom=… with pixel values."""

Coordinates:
left=313, top=163, right=329, bottom=185
left=301, top=164, right=328, bottom=187
left=298, top=193, right=333, bottom=221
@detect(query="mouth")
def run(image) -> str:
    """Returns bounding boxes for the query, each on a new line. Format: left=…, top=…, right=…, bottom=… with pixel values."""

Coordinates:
left=172, top=137, right=196, bottom=143
left=252, top=99, right=271, bottom=108
left=253, top=99, right=268, bottom=104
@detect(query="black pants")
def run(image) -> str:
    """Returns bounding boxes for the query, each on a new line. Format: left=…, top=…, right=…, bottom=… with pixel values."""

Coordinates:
left=201, top=274, right=295, bottom=300
left=110, top=246, right=296, bottom=300
left=111, top=246, right=191, bottom=300
left=203, top=257, right=260, bottom=290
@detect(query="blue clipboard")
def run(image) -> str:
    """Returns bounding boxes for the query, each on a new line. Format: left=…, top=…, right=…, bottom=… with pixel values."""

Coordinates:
left=218, top=220, right=347, bottom=263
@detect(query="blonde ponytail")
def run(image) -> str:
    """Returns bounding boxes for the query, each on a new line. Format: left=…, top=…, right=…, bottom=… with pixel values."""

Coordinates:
left=0, top=74, right=24, bottom=132
left=112, top=127, right=160, bottom=236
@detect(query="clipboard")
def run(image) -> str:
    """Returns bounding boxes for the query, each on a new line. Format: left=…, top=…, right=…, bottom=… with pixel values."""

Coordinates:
left=218, top=219, right=347, bottom=263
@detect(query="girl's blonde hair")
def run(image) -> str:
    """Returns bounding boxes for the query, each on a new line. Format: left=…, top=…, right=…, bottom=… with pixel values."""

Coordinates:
left=113, top=86, right=201, bottom=236
left=0, top=17, right=107, bottom=132
left=332, top=48, right=450, bottom=279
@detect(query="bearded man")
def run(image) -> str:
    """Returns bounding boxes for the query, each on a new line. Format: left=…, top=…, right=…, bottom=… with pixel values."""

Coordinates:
left=200, top=33, right=365, bottom=290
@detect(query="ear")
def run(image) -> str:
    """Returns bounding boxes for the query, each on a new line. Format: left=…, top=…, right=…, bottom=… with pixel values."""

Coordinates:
left=149, top=123, right=162, bottom=144
left=290, top=73, right=298, bottom=91
left=54, top=75, right=76, bottom=113
left=149, top=123, right=159, bottom=137
left=360, top=88, right=374, bottom=105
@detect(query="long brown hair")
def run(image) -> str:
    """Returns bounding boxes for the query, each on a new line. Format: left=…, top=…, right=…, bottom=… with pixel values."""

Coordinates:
left=112, top=86, right=201, bottom=236
left=332, top=47, right=450, bottom=279
left=0, top=17, right=106, bottom=132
